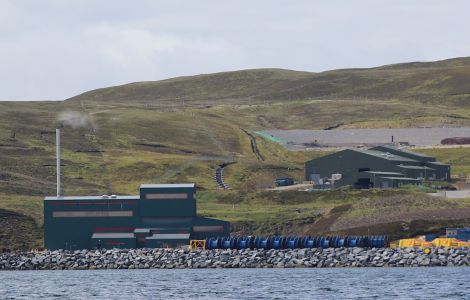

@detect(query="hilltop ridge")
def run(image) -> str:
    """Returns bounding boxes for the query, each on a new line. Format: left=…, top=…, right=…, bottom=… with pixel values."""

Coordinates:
left=66, top=56, right=470, bottom=106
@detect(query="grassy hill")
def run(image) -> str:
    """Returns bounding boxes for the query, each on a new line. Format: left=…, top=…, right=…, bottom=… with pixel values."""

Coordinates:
left=69, top=56, right=470, bottom=107
left=2, top=57, right=470, bottom=249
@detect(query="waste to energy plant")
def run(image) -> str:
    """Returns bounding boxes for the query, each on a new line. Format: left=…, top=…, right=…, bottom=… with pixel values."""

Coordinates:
left=305, top=145, right=451, bottom=189
left=44, top=184, right=230, bottom=250
left=44, top=129, right=229, bottom=250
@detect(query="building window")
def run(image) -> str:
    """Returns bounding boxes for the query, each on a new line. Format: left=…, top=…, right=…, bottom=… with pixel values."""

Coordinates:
left=53, top=211, right=133, bottom=218
left=145, top=193, right=188, bottom=200
left=193, top=226, right=224, bottom=233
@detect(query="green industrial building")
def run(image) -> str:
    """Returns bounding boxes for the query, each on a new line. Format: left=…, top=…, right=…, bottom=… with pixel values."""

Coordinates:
left=305, top=146, right=451, bottom=189
left=44, top=184, right=229, bottom=250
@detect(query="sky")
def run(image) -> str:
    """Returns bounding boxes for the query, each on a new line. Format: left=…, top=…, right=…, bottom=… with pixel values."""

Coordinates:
left=1, top=0, right=470, bottom=101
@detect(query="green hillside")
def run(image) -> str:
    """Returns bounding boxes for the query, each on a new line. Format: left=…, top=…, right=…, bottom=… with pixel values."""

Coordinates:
left=2, top=57, right=470, bottom=249
left=69, top=56, right=470, bottom=107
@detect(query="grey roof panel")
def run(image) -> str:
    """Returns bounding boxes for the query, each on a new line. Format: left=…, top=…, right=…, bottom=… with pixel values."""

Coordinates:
left=44, top=195, right=140, bottom=201
left=397, top=165, right=434, bottom=170
left=378, top=176, right=421, bottom=181
left=146, top=233, right=190, bottom=240
left=349, top=148, right=418, bottom=162
left=364, top=171, right=404, bottom=175
left=134, top=228, right=151, bottom=233
left=140, top=183, right=195, bottom=189
left=427, top=162, right=450, bottom=166
left=91, top=233, right=135, bottom=239
left=374, top=145, right=434, bottom=158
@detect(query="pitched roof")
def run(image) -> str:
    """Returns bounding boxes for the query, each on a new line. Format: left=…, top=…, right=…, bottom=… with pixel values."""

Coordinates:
left=349, top=148, right=417, bottom=162
left=373, top=145, right=433, bottom=158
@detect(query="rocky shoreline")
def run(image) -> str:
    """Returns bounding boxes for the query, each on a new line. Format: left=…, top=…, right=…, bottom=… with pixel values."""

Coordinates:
left=1, top=247, right=469, bottom=270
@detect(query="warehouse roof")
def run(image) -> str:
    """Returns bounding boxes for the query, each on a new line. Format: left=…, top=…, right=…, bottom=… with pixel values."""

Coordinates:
left=364, top=171, right=404, bottom=176
left=146, top=233, right=190, bottom=240
left=140, top=183, right=195, bottom=188
left=379, top=176, right=421, bottom=181
left=91, top=233, right=135, bottom=239
left=397, top=165, right=434, bottom=170
left=44, top=195, right=140, bottom=201
left=427, top=161, right=450, bottom=166
left=372, top=145, right=434, bottom=159
left=351, top=149, right=417, bottom=162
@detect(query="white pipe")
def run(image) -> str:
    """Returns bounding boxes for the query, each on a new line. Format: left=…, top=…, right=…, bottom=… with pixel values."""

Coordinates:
left=56, top=128, right=61, bottom=198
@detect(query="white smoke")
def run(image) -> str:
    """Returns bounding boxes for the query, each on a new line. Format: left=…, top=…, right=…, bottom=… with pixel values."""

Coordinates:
left=57, top=110, right=95, bottom=129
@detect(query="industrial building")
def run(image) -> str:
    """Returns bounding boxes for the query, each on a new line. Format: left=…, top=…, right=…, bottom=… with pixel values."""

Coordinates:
left=305, top=146, right=451, bottom=189
left=446, top=228, right=470, bottom=241
left=44, top=184, right=230, bottom=250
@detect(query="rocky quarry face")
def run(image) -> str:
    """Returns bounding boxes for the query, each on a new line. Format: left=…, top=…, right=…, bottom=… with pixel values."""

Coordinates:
left=0, top=247, right=469, bottom=270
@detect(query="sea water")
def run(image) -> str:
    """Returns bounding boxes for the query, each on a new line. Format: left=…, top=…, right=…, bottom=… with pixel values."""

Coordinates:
left=1, top=267, right=468, bottom=299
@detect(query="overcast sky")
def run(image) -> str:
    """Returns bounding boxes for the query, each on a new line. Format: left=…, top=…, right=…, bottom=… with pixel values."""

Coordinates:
left=1, top=0, right=469, bottom=100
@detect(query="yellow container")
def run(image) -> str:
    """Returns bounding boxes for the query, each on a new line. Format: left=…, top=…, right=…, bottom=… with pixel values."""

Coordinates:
left=457, top=241, right=470, bottom=248
left=420, top=241, right=433, bottom=248
left=432, top=238, right=459, bottom=248
left=399, top=239, right=421, bottom=248
left=398, top=238, right=469, bottom=249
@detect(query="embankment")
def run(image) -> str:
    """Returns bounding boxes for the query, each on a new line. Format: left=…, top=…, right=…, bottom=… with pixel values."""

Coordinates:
left=1, top=247, right=469, bottom=270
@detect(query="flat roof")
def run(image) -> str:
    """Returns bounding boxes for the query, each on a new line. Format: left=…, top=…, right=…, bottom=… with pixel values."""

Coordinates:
left=91, top=233, right=135, bottom=239
left=44, top=195, right=140, bottom=201
left=140, top=183, right=195, bottom=189
left=146, top=233, right=190, bottom=240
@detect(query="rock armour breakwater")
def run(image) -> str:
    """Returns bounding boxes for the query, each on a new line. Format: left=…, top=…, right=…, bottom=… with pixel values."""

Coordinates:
left=1, top=247, right=470, bottom=270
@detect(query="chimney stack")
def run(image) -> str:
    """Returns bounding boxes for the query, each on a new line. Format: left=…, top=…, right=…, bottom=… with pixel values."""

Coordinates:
left=56, top=128, right=61, bottom=198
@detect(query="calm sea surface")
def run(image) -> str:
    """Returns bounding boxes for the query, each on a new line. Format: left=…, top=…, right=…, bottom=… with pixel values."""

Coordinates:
left=1, top=268, right=469, bottom=299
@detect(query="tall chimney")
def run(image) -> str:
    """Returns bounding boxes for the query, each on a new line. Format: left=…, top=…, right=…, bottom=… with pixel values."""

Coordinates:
left=56, top=128, right=61, bottom=198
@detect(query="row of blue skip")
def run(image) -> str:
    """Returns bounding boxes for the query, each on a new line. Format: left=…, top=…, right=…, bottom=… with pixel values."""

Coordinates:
left=205, top=235, right=389, bottom=250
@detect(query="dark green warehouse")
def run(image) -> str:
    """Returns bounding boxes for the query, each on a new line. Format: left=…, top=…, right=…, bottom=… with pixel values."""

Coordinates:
left=44, top=183, right=229, bottom=250
left=305, top=146, right=450, bottom=189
